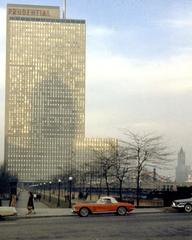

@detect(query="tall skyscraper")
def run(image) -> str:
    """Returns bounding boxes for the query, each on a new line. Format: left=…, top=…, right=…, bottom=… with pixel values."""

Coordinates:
left=176, top=148, right=188, bottom=183
left=5, top=4, right=116, bottom=183
left=5, top=4, right=86, bottom=182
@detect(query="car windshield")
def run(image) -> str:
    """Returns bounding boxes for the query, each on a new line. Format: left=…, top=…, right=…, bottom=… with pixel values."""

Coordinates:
left=96, top=197, right=118, bottom=204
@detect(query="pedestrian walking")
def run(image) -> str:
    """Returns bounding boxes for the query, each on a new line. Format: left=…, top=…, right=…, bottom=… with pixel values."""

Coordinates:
left=10, top=194, right=17, bottom=207
left=27, top=191, right=35, bottom=215
left=37, top=193, right=41, bottom=201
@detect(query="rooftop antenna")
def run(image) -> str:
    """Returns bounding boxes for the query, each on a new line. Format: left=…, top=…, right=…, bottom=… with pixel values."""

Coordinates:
left=63, top=0, right=67, bottom=19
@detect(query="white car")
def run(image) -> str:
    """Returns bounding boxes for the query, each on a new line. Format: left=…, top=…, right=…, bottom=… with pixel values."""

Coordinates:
left=0, top=207, right=17, bottom=217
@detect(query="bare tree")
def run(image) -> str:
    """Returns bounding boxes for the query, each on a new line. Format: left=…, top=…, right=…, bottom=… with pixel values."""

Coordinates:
left=87, top=160, right=104, bottom=199
left=0, top=165, right=11, bottom=196
left=121, top=131, right=173, bottom=206
left=95, top=143, right=117, bottom=196
left=113, top=147, right=133, bottom=201
left=78, top=168, right=87, bottom=194
left=0, top=165, right=18, bottom=206
left=80, top=162, right=95, bottom=200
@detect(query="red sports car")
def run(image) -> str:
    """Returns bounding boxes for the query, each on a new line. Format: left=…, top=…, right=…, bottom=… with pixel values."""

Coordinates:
left=72, top=196, right=135, bottom=217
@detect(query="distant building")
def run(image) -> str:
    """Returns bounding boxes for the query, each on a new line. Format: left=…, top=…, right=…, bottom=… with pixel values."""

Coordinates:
left=175, top=148, right=189, bottom=184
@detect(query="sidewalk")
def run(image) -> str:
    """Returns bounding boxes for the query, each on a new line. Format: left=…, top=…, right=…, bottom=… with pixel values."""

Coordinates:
left=16, top=207, right=73, bottom=218
left=17, top=191, right=49, bottom=209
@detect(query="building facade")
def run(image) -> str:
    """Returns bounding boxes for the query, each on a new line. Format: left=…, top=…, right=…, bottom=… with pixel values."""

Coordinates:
left=5, top=4, right=117, bottom=183
left=72, top=138, right=118, bottom=184
left=5, top=4, right=86, bottom=182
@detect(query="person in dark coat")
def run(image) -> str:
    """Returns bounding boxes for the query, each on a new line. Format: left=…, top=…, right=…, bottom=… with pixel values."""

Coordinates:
left=27, top=191, right=35, bottom=215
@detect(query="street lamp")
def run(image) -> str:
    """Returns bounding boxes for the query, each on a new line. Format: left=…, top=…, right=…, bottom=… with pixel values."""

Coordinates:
left=68, top=176, right=73, bottom=208
left=39, top=183, right=42, bottom=193
left=43, top=182, right=46, bottom=199
left=49, top=181, right=52, bottom=202
left=57, top=179, right=61, bottom=207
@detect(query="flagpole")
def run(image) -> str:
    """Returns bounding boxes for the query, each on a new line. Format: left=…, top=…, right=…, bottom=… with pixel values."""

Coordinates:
left=63, top=0, right=67, bottom=19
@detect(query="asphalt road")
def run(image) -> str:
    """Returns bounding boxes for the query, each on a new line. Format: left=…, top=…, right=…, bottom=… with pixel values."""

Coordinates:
left=1, top=212, right=192, bottom=240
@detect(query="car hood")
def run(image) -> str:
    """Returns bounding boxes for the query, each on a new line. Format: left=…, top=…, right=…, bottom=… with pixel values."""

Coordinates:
left=174, top=198, right=192, bottom=203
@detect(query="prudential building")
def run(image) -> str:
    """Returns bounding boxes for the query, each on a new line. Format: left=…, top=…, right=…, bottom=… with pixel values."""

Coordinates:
left=5, top=4, right=117, bottom=183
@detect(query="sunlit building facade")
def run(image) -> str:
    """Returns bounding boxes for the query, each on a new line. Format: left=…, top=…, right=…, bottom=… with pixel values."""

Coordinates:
left=5, top=4, right=117, bottom=183
left=5, top=4, right=85, bottom=182
left=72, top=138, right=118, bottom=182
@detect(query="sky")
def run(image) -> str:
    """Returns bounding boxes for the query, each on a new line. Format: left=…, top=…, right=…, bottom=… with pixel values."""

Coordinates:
left=0, top=0, right=192, bottom=178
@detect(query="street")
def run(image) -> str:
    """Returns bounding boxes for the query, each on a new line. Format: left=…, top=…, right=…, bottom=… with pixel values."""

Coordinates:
left=0, top=212, right=192, bottom=240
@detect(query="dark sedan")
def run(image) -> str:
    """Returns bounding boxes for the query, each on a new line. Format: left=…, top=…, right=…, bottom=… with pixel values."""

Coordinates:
left=172, top=198, right=192, bottom=213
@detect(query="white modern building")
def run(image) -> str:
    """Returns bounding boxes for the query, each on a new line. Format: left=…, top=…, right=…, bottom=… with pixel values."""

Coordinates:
left=5, top=4, right=117, bottom=183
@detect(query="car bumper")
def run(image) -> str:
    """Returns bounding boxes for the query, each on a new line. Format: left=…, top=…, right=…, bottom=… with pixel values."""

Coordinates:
left=0, top=207, right=17, bottom=217
left=72, top=209, right=78, bottom=214
left=171, top=202, right=185, bottom=209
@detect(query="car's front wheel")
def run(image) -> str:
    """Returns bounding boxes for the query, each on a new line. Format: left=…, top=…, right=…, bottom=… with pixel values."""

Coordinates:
left=184, top=204, right=192, bottom=213
left=79, top=207, right=89, bottom=217
left=117, top=206, right=127, bottom=216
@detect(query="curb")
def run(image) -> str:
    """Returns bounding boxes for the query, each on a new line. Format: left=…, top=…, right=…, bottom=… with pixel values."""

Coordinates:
left=15, top=210, right=166, bottom=219
left=6, top=207, right=178, bottom=220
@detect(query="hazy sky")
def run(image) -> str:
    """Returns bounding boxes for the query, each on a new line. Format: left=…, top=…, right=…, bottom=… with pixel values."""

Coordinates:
left=0, top=0, right=192, bottom=177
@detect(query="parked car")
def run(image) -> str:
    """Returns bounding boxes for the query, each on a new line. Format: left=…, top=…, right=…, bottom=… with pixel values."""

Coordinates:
left=72, top=196, right=135, bottom=217
left=0, top=207, right=17, bottom=217
left=172, top=198, right=192, bottom=213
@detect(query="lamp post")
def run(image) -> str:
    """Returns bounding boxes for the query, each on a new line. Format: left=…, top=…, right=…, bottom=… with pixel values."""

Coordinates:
left=57, top=179, right=61, bottom=207
left=43, top=183, right=46, bottom=199
left=39, top=183, right=42, bottom=193
left=68, top=176, right=73, bottom=208
left=49, top=181, right=52, bottom=202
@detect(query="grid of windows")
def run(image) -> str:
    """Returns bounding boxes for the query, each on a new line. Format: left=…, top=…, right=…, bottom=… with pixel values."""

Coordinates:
left=5, top=4, right=118, bottom=184
left=5, top=6, right=85, bottom=182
